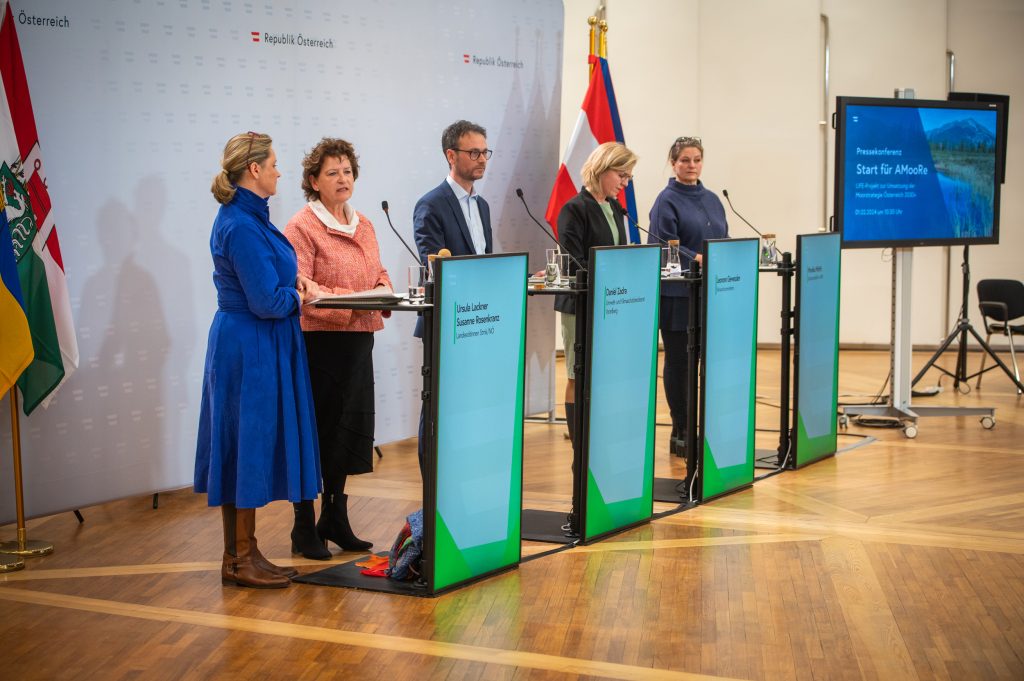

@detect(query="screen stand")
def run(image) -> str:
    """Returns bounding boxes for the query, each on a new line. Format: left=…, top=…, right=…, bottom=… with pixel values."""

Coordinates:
left=911, top=245, right=1024, bottom=394
left=841, top=248, right=994, bottom=438
left=840, top=249, right=919, bottom=435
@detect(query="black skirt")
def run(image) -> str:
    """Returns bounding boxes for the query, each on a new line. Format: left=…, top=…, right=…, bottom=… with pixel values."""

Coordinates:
left=303, top=331, right=375, bottom=479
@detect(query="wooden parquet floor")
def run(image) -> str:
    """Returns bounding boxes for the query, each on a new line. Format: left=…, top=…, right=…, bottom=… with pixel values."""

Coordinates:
left=2, top=350, right=1022, bottom=680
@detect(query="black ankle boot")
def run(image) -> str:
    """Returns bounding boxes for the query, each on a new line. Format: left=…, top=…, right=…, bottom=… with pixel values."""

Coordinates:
left=316, top=493, right=372, bottom=552
left=290, top=500, right=331, bottom=560
left=565, top=403, right=576, bottom=443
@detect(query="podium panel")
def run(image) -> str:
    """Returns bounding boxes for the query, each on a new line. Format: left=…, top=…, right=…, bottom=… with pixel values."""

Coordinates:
left=427, top=253, right=528, bottom=593
left=794, top=233, right=841, bottom=467
left=582, top=245, right=660, bottom=542
left=700, top=238, right=759, bottom=501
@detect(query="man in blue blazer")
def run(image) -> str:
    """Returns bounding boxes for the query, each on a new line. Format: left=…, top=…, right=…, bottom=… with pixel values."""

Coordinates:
left=413, top=119, right=493, bottom=263
left=413, top=120, right=493, bottom=471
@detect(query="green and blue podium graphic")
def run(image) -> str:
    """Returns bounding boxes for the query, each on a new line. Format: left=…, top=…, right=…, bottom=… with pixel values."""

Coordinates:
left=793, top=232, right=841, bottom=467
left=428, top=253, right=528, bottom=593
left=700, top=238, right=759, bottom=500
left=582, top=245, right=660, bottom=542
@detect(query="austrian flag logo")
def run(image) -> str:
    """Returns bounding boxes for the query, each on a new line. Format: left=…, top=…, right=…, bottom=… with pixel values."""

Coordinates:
left=248, top=30, right=335, bottom=48
left=463, top=53, right=524, bottom=69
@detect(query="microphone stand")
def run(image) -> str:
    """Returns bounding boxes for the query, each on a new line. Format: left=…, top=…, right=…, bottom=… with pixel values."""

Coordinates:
left=381, top=200, right=423, bottom=264
left=722, top=189, right=764, bottom=238
left=515, top=188, right=587, bottom=274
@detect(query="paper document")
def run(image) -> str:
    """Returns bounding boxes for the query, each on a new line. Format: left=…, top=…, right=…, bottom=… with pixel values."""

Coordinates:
left=308, top=289, right=404, bottom=305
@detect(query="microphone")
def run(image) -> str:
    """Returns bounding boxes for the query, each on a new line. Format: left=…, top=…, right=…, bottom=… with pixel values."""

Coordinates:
left=427, top=249, right=451, bottom=281
left=624, top=212, right=666, bottom=246
left=381, top=200, right=422, bottom=264
left=624, top=211, right=698, bottom=265
left=721, top=189, right=763, bottom=238
left=515, top=188, right=586, bottom=272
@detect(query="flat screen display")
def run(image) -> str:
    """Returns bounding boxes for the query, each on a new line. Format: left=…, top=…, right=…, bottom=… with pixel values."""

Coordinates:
left=834, top=96, right=1003, bottom=249
left=700, top=238, right=759, bottom=500
left=430, top=253, right=527, bottom=593
left=793, top=232, right=841, bottom=467
left=583, top=245, right=660, bottom=542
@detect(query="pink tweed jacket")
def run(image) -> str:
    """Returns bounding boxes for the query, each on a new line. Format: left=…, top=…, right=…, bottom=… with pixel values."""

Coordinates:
left=284, top=204, right=392, bottom=332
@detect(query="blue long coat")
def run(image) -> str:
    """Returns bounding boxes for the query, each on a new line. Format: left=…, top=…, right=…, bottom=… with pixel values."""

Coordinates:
left=194, top=187, right=321, bottom=508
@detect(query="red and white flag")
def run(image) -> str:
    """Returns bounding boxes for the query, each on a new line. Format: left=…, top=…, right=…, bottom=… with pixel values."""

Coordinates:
left=0, top=1, right=78, bottom=414
left=545, top=55, right=637, bottom=238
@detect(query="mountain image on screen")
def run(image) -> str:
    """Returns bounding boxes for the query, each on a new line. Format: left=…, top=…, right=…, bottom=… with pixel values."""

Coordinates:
left=927, top=118, right=996, bottom=150
left=924, top=115, right=996, bottom=239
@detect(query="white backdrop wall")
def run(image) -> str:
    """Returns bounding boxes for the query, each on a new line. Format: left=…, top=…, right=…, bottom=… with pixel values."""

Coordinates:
left=561, top=0, right=1022, bottom=348
left=946, top=0, right=1024, bottom=342
left=0, top=0, right=563, bottom=522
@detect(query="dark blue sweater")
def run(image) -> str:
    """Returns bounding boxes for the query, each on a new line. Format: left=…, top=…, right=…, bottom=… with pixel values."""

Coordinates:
left=648, top=179, right=728, bottom=328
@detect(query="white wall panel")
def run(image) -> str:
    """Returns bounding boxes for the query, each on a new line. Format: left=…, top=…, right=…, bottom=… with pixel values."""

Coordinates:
left=0, top=0, right=563, bottom=521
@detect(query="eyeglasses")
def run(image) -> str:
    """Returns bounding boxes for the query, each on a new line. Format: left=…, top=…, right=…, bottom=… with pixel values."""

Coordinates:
left=244, top=131, right=260, bottom=168
left=616, top=171, right=633, bottom=182
left=451, top=148, right=493, bottom=161
left=675, top=136, right=702, bottom=147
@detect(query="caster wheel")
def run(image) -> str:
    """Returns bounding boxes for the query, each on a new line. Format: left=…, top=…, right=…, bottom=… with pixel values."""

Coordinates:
left=903, top=424, right=918, bottom=439
left=838, top=414, right=849, bottom=430
left=980, top=416, right=995, bottom=430
left=957, top=382, right=971, bottom=395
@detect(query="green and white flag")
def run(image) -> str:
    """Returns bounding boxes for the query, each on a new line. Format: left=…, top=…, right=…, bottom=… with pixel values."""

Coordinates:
left=1, top=1, right=78, bottom=414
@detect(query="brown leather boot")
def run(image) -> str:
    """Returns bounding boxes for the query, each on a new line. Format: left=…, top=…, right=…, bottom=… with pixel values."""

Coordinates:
left=220, top=505, right=297, bottom=579
left=221, top=507, right=290, bottom=588
left=251, top=537, right=299, bottom=579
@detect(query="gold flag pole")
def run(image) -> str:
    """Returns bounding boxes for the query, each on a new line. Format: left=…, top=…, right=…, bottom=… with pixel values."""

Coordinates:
left=599, top=20, right=608, bottom=59
left=0, top=388, right=53, bottom=558
left=588, top=16, right=597, bottom=76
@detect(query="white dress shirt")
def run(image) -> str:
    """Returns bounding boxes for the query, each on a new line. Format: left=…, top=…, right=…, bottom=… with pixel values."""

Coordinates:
left=445, top=175, right=486, bottom=254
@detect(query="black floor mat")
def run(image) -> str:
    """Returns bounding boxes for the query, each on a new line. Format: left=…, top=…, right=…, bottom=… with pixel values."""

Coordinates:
left=653, top=476, right=689, bottom=503
left=292, top=553, right=431, bottom=597
left=521, top=508, right=577, bottom=544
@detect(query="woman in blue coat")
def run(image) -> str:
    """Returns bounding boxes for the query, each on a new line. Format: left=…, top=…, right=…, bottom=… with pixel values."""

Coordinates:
left=648, top=136, right=728, bottom=456
left=195, top=132, right=323, bottom=588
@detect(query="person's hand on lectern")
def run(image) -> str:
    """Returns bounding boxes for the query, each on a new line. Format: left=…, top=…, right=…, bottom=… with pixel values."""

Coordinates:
left=296, top=274, right=321, bottom=303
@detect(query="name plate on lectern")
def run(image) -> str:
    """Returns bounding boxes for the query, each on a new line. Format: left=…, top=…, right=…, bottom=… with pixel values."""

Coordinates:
left=427, top=253, right=528, bottom=593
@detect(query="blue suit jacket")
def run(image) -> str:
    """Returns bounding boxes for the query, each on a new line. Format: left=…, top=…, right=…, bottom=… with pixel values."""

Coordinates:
left=412, top=180, right=493, bottom=338
left=413, top=180, right=492, bottom=263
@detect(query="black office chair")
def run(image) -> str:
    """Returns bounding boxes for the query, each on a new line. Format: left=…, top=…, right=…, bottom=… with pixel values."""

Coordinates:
left=976, top=279, right=1024, bottom=393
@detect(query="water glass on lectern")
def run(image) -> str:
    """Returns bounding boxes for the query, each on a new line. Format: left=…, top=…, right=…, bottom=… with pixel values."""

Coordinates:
left=408, top=265, right=426, bottom=303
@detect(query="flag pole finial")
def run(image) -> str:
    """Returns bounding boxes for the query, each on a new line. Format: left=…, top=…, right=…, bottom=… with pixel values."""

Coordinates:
left=588, top=16, right=597, bottom=74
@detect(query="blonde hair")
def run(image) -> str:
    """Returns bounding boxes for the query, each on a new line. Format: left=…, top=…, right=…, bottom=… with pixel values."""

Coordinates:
left=211, top=132, right=273, bottom=205
left=581, top=142, right=637, bottom=194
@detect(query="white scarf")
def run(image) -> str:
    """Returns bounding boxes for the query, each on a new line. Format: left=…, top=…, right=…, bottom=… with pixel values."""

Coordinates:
left=310, top=200, right=358, bottom=235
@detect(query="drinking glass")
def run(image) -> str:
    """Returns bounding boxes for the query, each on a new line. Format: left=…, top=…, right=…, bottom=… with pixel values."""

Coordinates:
left=545, top=248, right=561, bottom=286
left=407, top=265, right=426, bottom=303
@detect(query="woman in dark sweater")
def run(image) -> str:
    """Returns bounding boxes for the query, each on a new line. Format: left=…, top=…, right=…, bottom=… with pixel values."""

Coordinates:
left=648, top=136, right=728, bottom=455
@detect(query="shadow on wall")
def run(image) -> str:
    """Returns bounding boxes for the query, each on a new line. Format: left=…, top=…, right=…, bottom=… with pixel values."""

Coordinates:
left=131, top=175, right=196, bottom=483
left=69, top=174, right=196, bottom=500
left=491, top=25, right=562, bottom=417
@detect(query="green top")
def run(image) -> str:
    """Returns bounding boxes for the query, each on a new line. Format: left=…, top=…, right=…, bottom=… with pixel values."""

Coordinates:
left=599, top=201, right=620, bottom=245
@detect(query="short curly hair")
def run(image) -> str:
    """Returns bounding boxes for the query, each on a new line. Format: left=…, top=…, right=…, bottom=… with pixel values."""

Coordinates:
left=441, top=120, right=486, bottom=158
left=300, top=137, right=359, bottom=202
